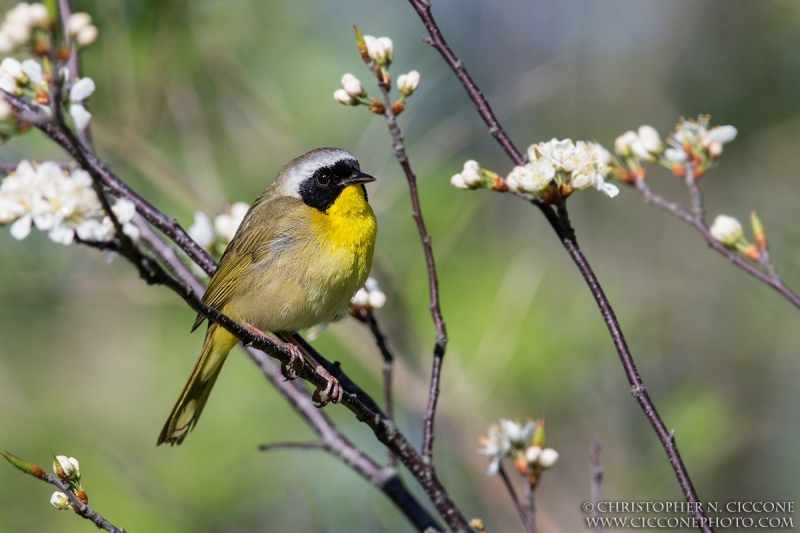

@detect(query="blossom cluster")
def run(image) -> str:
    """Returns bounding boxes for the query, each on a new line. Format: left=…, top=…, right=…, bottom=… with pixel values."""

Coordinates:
left=334, top=31, right=420, bottom=115
left=0, top=4, right=99, bottom=133
left=478, top=418, right=558, bottom=479
left=0, top=160, right=138, bottom=245
left=612, top=116, right=737, bottom=181
left=50, top=455, right=83, bottom=510
left=187, top=201, right=249, bottom=255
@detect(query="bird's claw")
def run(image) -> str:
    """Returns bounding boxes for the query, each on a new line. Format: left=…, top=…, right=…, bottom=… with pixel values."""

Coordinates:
left=312, top=366, right=342, bottom=407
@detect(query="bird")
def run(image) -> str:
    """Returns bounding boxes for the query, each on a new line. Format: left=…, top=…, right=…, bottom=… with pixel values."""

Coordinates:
left=158, top=147, right=377, bottom=446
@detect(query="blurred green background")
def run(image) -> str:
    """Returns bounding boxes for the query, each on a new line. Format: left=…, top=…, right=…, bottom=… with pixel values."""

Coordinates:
left=1, top=0, right=800, bottom=531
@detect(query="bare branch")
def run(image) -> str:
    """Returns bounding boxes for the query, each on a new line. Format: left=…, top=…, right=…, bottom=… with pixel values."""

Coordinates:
left=357, top=43, right=448, bottom=465
left=405, top=2, right=714, bottom=530
left=632, top=178, right=800, bottom=309
left=498, top=464, right=537, bottom=533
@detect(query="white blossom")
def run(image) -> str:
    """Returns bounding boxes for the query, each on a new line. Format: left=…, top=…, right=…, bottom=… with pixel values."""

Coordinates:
left=461, top=160, right=482, bottom=187
left=69, top=104, right=91, bottom=130
left=340, top=73, right=364, bottom=98
left=20, top=58, right=41, bottom=85
left=664, top=147, right=687, bottom=164
left=70, top=77, right=95, bottom=101
left=709, top=215, right=743, bottom=246
left=188, top=211, right=214, bottom=249
left=333, top=88, right=356, bottom=106
left=214, top=201, right=249, bottom=242
left=397, top=70, right=420, bottom=96
left=478, top=423, right=511, bottom=476
left=0, top=57, right=22, bottom=79
left=707, top=125, right=737, bottom=144
left=506, top=160, right=556, bottom=194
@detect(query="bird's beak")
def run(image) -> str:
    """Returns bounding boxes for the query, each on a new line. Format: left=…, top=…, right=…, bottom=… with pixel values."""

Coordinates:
left=343, top=171, right=376, bottom=186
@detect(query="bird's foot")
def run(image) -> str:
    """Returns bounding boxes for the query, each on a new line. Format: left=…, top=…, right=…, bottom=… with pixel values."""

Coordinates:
left=247, top=325, right=302, bottom=380
left=311, top=365, right=343, bottom=407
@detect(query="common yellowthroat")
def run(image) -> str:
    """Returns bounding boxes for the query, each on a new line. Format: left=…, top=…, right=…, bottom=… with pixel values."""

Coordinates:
left=158, top=148, right=377, bottom=446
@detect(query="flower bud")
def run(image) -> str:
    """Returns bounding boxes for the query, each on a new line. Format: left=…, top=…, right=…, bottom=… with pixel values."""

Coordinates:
left=450, top=173, right=469, bottom=190
left=351, top=288, right=369, bottom=307
left=614, top=130, right=638, bottom=157
left=364, top=35, right=393, bottom=66
left=709, top=215, right=743, bottom=247
left=67, top=12, right=92, bottom=37
left=333, top=88, right=355, bottom=106
left=367, top=289, right=387, bottom=309
left=341, top=73, right=364, bottom=98
left=50, top=491, right=71, bottom=510
left=397, top=70, right=420, bottom=96
left=538, top=448, right=559, bottom=468
left=76, top=25, right=98, bottom=47
left=637, top=125, right=663, bottom=153
left=27, top=4, right=49, bottom=27
left=525, top=445, right=541, bottom=464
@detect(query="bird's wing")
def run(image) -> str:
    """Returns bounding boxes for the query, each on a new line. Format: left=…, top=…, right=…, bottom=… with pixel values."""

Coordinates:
left=191, top=194, right=305, bottom=331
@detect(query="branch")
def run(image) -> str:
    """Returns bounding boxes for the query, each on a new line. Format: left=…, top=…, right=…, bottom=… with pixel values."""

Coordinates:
left=1, top=451, right=126, bottom=533
left=358, top=46, right=448, bottom=465
left=632, top=178, right=800, bottom=310
left=405, top=1, right=714, bottom=530
left=498, top=464, right=537, bottom=533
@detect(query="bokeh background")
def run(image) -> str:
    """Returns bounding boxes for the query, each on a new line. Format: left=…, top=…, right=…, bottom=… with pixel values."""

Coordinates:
left=1, top=0, right=800, bottom=531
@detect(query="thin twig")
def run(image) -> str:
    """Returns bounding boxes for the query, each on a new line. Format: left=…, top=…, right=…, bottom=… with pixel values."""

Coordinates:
left=589, top=441, right=603, bottom=533
left=405, top=2, right=714, bottom=530
left=358, top=46, right=448, bottom=465
left=258, top=441, right=326, bottom=452
left=633, top=179, right=800, bottom=309
left=498, top=464, right=537, bottom=533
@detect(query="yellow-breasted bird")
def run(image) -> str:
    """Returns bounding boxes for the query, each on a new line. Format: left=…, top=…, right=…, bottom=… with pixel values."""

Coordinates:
left=158, top=148, right=377, bottom=445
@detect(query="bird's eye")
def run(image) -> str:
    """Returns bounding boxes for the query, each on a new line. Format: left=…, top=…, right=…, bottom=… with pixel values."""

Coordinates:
left=316, top=171, right=331, bottom=186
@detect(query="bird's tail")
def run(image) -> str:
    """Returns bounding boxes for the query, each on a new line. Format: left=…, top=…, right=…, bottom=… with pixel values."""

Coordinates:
left=158, top=323, right=238, bottom=446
